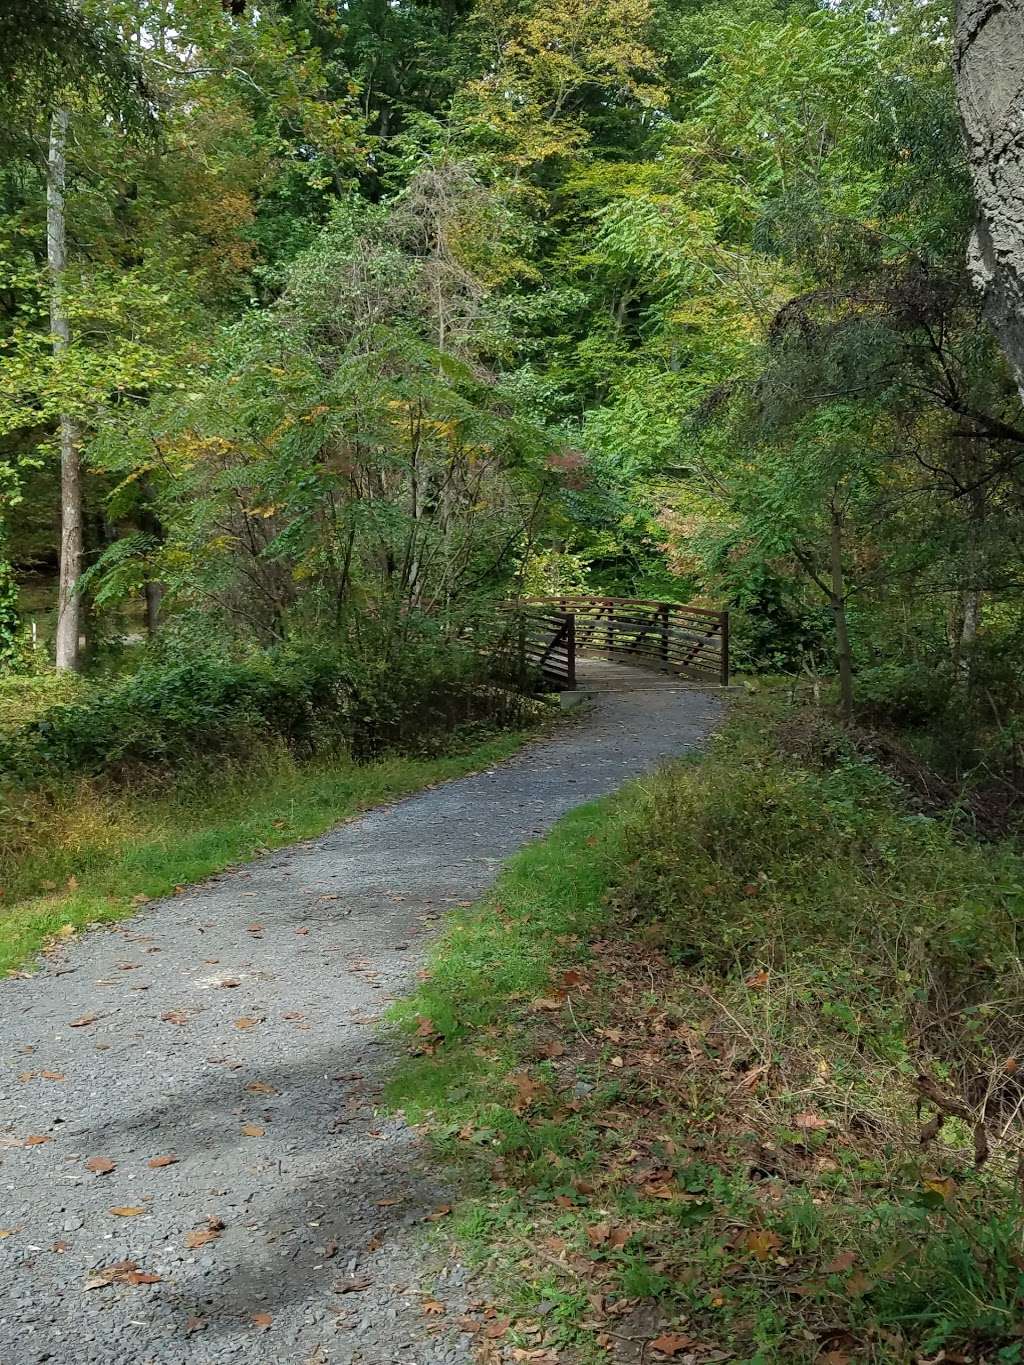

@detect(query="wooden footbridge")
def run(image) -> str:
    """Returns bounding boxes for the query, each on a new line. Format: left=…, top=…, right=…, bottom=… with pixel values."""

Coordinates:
left=512, top=595, right=729, bottom=690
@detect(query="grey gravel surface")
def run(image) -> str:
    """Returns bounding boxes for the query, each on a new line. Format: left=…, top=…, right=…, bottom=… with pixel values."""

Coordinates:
left=0, top=668, right=720, bottom=1365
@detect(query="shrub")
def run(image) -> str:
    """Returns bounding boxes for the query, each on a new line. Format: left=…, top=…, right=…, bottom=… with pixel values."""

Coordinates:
left=0, top=636, right=530, bottom=784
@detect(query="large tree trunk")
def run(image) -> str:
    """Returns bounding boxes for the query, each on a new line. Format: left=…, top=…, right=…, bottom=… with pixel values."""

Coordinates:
left=954, top=0, right=1024, bottom=393
left=47, top=107, right=83, bottom=672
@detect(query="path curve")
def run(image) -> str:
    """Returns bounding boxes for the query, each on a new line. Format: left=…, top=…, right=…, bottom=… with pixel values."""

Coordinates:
left=0, top=669, right=720, bottom=1365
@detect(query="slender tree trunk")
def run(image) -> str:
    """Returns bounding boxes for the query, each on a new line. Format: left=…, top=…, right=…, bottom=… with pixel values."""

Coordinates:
left=48, top=108, right=83, bottom=672
left=829, top=507, right=854, bottom=722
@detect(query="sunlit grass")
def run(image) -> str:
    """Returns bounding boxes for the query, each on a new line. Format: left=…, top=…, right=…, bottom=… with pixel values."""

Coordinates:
left=0, top=729, right=533, bottom=976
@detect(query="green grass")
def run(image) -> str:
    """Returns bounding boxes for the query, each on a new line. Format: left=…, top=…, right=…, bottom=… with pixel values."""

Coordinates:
left=0, top=728, right=534, bottom=977
left=387, top=699, right=1024, bottom=1363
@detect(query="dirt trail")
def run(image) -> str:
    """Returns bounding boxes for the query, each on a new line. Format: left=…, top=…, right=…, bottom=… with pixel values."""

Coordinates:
left=0, top=670, right=720, bottom=1365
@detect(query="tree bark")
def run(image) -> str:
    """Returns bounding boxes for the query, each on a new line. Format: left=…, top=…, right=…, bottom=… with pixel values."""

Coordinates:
left=954, top=0, right=1024, bottom=392
left=829, top=507, right=854, bottom=722
left=47, top=107, right=83, bottom=672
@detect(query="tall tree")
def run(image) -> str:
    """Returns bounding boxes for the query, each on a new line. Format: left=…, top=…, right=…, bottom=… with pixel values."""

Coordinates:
left=47, top=107, right=83, bottom=671
left=955, top=0, right=1024, bottom=393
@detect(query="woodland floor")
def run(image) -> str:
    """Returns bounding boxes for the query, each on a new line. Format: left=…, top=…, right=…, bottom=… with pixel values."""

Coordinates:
left=0, top=662, right=720, bottom=1365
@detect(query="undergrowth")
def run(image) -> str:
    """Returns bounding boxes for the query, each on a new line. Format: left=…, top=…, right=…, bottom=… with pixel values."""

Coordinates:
left=0, top=727, right=534, bottom=977
left=389, top=698, right=1024, bottom=1365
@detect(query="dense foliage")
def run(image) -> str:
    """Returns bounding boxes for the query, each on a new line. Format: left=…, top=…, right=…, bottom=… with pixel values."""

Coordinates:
left=2, top=0, right=1022, bottom=774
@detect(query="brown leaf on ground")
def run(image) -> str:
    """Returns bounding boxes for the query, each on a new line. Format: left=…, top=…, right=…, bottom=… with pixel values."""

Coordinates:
left=40, top=1071, right=65, bottom=1081
left=252, top=1312, right=273, bottom=1329
left=109, top=1207, right=146, bottom=1217
left=537, top=1040, right=566, bottom=1059
left=511, top=1072, right=543, bottom=1107
left=650, top=1334, right=696, bottom=1358
left=160, top=1011, right=188, bottom=1025
left=824, top=1251, right=857, bottom=1274
left=185, top=1217, right=225, bottom=1249
left=245, top=1082, right=277, bottom=1095
left=845, top=1272, right=875, bottom=1296
left=334, top=1278, right=372, bottom=1294
left=85, top=1155, right=116, bottom=1174
left=423, top=1205, right=452, bottom=1221
left=23, top=1134, right=52, bottom=1146
left=148, top=1154, right=179, bottom=1168
left=422, top=1299, right=445, bottom=1315
left=69, top=1014, right=98, bottom=1028
left=743, top=1228, right=783, bottom=1261
left=530, top=998, right=564, bottom=1012
left=234, top=1018, right=258, bottom=1030
left=241, top=1124, right=265, bottom=1137
left=586, top=1222, right=610, bottom=1246
left=793, top=1112, right=828, bottom=1131
left=85, top=1261, right=160, bottom=1289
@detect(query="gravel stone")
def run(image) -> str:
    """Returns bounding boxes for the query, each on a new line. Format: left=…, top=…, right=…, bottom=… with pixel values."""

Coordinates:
left=0, top=665, right=719, bottom=1363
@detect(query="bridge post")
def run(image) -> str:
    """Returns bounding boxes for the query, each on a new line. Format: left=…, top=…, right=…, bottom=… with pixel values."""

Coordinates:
left=720, top=612, right=730, bottom=687
left=659, top=603, right=669, bottom=670
left=566, top=612, right=576, bottom=689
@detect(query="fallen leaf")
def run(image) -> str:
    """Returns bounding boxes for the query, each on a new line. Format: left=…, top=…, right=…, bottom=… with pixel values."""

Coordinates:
left=85, top=1155, right=116, bottom=1174
left=743, top=1228, right=783, bottom=1261
left=85, top=1260, right=160, bottom=1289
left=234, top=1018, right=258, bottom=1030
left=148, top=1154, right=178, bottom=1168
left=110, top=1207, right=146, bottom=1217
left=537, top=1040, right=566, bottom=1059
left=793, top=1112, right=828, bottom=1131
left=40, top=1071, right=65, bottom=1081
left=423, top=1205, right=452, bottom=1222
left=253, top=1312, right=273, bottom=1329
left=185, top=1216, right=225, bottom=1249
left=825, top=1251, right=857, bottom=1274
left=241, top=1124, right=265, bottom=1137
left=160, top=1011, right=188, bottom=1026
left=334, top=1277, right=372, bottom=1294
left=294, top=927, right=309, bottom=936
left=245, top=1081, right=277, bottom=1095
left=650, top=1334, right=695, bottom=1358
left=744, top=969, right=769, bottom=989
left=923, top=1175, right=957, bottom=1200
left=23, top=1134, right=52, bottom=1146
left=0, top=1229, right=17, bottom=1239
left=587, top=1222, right=610, bottom=1246
left=845, top=1272, right=875, bottom=1296
left=69, top=1014, right=98, bottom=1028
left=422, top=1299, right=445, bottom=1315
left=530, top=997, right=564, bottom=1012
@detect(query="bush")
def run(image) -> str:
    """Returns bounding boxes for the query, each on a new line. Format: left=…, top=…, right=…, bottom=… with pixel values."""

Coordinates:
left=0, top=635, right=530, bottom=784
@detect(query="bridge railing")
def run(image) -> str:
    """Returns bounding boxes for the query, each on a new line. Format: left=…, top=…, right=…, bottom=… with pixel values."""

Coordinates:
left=507, top=595, right=729, bottom=689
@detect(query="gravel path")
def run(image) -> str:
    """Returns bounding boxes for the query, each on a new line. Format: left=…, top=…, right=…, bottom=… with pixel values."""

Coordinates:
left=0, top=669, right=720, bottom=1365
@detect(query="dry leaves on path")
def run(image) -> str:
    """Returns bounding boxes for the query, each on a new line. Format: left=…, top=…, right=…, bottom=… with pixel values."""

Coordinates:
left=85, top=1155, right=116, bottom=1174
left=185, top=1216, right=225, bottom=1249
left=85, top=1261, right=161, bottom=1289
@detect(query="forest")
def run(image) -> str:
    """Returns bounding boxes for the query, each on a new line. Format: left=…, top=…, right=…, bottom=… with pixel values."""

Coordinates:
left=4, top=0, right=1024, bottom=1360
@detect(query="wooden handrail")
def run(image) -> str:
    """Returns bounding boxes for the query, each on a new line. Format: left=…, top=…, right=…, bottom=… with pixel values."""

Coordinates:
left=507, top=595, right=730, bottom=689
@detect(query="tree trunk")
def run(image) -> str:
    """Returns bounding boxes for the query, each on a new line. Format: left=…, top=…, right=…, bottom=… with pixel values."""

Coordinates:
left=829, top=507, right=854, bottom=722
left=48, top=108, right=83, bottom=672
left=954, top=0, right=1024, bottom=392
